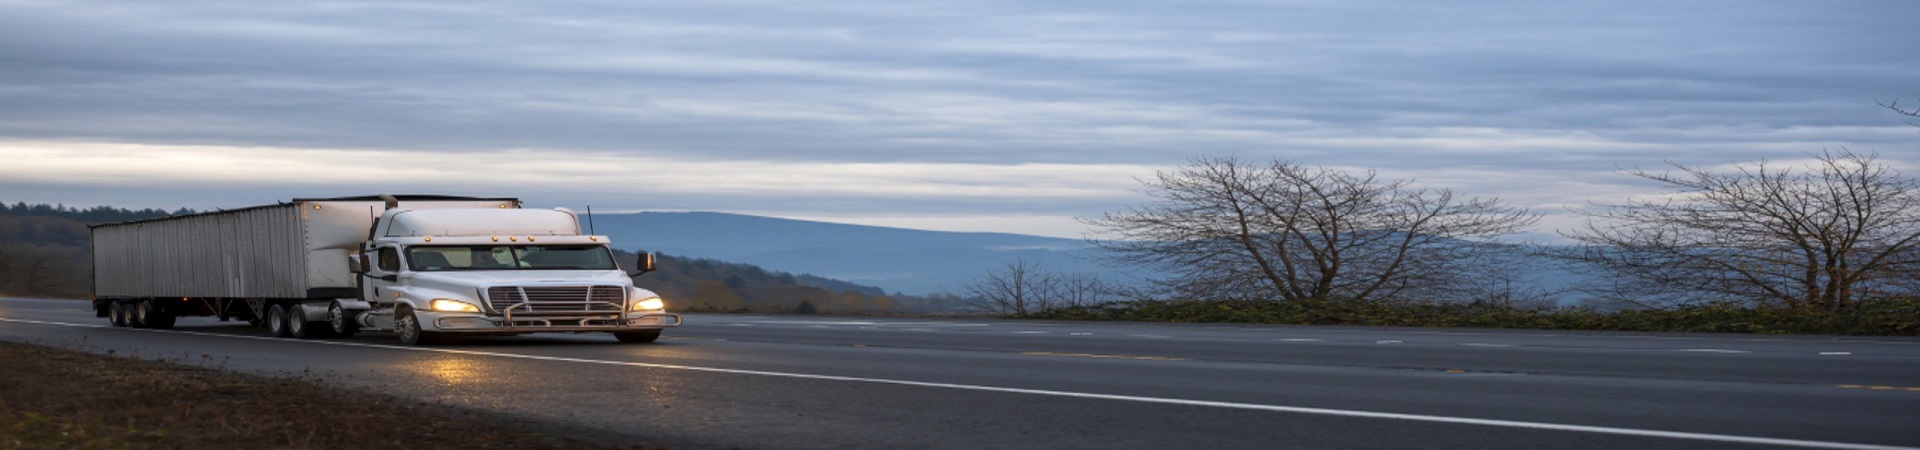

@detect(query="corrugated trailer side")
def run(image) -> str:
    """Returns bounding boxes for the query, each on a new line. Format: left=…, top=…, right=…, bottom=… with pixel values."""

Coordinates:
left=93, top=204, right=309, bottom=299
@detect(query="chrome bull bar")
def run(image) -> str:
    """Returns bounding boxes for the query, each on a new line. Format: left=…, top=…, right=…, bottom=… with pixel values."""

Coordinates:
left=495, top=300, right=681, bottom=329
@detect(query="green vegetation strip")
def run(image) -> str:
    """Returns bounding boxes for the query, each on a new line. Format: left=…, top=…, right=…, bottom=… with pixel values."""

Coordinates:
left=1024, top=298, right=1920, bottom=336
left=0, top=341, right=645, bottom=450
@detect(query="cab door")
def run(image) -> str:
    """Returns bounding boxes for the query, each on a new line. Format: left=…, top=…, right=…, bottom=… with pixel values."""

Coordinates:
left=361, top=244, right=405, bottom=304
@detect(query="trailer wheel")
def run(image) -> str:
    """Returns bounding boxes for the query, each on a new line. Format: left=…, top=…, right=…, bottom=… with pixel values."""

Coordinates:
left=394, top=308, right=446, bottom=346
left=613, top=330, right=662, bottom=343
left=108, top=301, right=129, bottom=327
left=266, top=304, right=293, bottom=338
left=135, top=299, right=175, bottom=330
left=327, top=301, right=360, bottom=338
left=287, top=306, right=330, bottom=339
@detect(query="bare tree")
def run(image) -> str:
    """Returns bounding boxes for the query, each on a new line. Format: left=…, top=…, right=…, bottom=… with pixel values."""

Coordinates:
left=1053, top=271, right=1114, bottom=308
left=1086, top=157, right=1538, bottom=303
left=959, top=260, right=1060, bottom=315
left=1560, top=149, right=1920, bottom=311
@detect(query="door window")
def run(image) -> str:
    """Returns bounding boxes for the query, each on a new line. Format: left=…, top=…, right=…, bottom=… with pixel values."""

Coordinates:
left=378, top=247, right=400, bottom=272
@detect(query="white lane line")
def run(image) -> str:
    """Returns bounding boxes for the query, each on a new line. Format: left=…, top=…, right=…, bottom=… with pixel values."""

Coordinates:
left=1275, top=338, right=1324, bottom=342
left=1461, top=343, right=1515, bottom=348
left=1128, top=334, right=1171, bottom=339
left=2, top=316, right=1911, bottom=450
left=1070, top=333, right=1093, bottom=336
left=1675, top=349, right=1750, bottom=354
left=1820, top=352, right=1852, bottom=356
left=1013, top=331, right=1048, bottom=334
left=729, top=323, right=756, bottom=327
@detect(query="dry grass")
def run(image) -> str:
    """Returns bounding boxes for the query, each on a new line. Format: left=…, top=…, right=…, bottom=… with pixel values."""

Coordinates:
left=0, top=341, right=649, bottom=450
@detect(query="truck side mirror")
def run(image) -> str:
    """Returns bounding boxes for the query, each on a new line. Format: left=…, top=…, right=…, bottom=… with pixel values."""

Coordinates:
left=348, top=253, right=367, bottom=274
left=633, top=252, right=656, bottom=276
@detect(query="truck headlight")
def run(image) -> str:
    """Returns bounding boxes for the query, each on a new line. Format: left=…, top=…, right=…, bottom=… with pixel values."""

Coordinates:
left=429, top=299, right=481, bottom=313
left=631, top=296, right=665, bottom=311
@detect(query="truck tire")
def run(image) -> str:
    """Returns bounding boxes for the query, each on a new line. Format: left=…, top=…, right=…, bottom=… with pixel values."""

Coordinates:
left=287, top=306, right=330, bottom=339
left=266, top=304, right=293, bottom=338
left=135, top=299, right=175, bottom=330
left=108, top=301, right=129, bottom=327
left=613, top=330, right=662, bottom=343
left=394, top=308, right=446, bottom=346
left=328, top=301, right=360, bottom=338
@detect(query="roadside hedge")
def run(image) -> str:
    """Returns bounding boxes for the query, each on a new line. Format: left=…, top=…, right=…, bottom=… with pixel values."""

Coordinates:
left=1020, top=297, right=1920, bottom=336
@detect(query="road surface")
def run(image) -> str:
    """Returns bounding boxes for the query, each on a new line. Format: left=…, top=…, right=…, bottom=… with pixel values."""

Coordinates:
left=2, top=297, right=1917, bottom=449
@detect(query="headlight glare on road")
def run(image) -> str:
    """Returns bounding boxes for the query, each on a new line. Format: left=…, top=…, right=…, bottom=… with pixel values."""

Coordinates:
left=429, top=299, right=480, bottom=313
left=633, top=296, right=665, bottom=311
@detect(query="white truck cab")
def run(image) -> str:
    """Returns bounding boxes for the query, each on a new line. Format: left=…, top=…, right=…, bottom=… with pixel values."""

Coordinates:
left=347, top=203, right=680, bottom=345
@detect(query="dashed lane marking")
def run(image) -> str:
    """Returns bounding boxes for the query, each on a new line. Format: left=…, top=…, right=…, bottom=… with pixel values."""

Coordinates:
left=3, top=316, right=1916, bottom=450
left=1675, top=349, right=1750, bottom=354
left=1462, top=343, right=1515, bottom=348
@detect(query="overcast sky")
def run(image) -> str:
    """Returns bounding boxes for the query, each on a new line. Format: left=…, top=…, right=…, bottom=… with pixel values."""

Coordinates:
left=2, top=0, right=1915, bottom=239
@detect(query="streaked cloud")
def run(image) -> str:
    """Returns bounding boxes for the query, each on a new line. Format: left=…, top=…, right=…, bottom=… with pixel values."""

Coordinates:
left=0, top=0, right=1915, bottom=239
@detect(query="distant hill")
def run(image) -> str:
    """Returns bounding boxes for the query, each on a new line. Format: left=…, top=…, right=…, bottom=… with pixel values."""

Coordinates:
left=612, top=250, right=966, bottom=313
left=587, top=211, right=1130, bottom=296
left=588, top=211, right=1587, bottom=303
left=0, top=200, right=187, bottom=299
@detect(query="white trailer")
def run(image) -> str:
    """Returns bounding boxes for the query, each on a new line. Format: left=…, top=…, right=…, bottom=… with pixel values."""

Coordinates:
left=90, top=195, right=680, bottom=345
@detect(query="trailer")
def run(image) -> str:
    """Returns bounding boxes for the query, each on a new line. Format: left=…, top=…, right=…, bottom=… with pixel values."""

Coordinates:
left=90, top=195, right=679, bottom=345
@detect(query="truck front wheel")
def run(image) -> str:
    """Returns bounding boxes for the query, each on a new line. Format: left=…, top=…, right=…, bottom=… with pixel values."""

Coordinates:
left=613, top=330, right=662, bottom=343
left=394, top=308, right=446, bottom=346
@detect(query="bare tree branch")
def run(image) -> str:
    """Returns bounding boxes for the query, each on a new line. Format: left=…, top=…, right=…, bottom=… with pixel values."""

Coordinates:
left=1878, top=98, right=1920, bottom=128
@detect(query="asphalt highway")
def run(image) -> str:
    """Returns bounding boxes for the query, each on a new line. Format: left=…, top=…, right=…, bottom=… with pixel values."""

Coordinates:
left=3, top=297, right=1917, bottom=449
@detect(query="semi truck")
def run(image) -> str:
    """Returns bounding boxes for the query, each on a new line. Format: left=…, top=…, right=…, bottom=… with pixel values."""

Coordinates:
left=89, top=195, right=680, bottom=345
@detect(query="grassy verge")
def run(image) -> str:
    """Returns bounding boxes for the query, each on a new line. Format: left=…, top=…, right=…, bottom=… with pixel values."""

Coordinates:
left=0, top=341, right=645, bottom=450
left=1023, top=298, right=1920, bottom=336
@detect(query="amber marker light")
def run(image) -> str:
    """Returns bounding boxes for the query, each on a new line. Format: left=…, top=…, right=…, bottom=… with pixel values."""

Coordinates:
left=491, top=236, right=499, bottom=242
left=510, top=236, right=518, bottom=242
left=312, top=204, right=322, bottom=210
left=424, top=236, right=433, bottom=242
left=528, top=236, right=536, bottom=242
left=589, top=236, right=598, bottom=242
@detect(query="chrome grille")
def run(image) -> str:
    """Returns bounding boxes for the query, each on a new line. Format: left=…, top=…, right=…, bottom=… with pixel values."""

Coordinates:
left=485, top=285, right=625, bottom=315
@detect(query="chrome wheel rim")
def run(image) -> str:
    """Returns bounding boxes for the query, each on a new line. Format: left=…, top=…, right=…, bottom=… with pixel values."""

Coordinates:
left=398, top=315, right=417, bottom=342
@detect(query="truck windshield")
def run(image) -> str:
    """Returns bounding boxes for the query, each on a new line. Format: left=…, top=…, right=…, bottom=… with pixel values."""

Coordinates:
left=405, top=245, right=618, bottom=271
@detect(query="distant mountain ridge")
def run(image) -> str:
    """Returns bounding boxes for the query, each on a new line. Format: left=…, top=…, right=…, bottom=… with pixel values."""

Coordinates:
left=588, top=211, right=1122, bottom=295
left=587, top=211, right=1585, bottom=303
